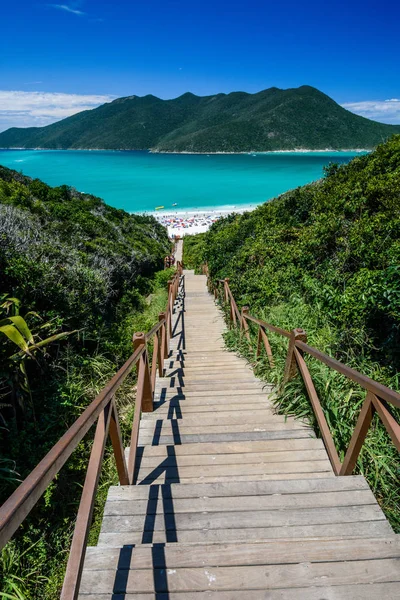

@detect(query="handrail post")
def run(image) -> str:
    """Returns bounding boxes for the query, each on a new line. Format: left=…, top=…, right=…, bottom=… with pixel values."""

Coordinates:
left=224, top=278, right=230, bottom=303
left=241, top=306, right=251, bottom=343
left=241, top=305, right=249, bottom=329
left=340, top=392, right=375, bottom=475
left=133, top=333, right=153, bottom=413
left=282, top=328, right=307, bottom=387
left=257, top=326, right=275, bottom=368
left=109, top=400, right=129, bottom=486
left=61, top=402, right=113, bottom=600
left=158, top=312, right=167, bottom=370
left=167, top=279, right=173, bottom=334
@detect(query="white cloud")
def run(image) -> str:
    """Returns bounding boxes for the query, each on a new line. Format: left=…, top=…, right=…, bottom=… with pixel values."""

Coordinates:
left=0, top=90, right=115, bottom=132
left=48, top=4, right=85, bottom=16
left=342, top=99, right=400, bottom=124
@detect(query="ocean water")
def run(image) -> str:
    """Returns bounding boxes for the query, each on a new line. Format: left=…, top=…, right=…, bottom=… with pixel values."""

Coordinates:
left=0, top=149, right=364, bottom=213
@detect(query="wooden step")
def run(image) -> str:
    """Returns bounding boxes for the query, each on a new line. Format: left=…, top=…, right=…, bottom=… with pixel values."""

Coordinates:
left=77, top=583, right=400, bottom=600
left=140, top=412, right=308, bottom=427
left=97, top=519, right=393, bottom=546
left=79, top=557, right=400, bottom=595
left=108, top=477, right=369, bottom=500
left=135, top=460, right=333, bottom=483
left=137, top=429, right=316, bottom=447
left=83, top=536, right=400, bottom=570
left=153, top=389, right=273, bottom=400
left=104, top=489, right=376, bottom=517
left=135, top=448, right=330, bottom=467
left=127, top=437, right=326, bottom=458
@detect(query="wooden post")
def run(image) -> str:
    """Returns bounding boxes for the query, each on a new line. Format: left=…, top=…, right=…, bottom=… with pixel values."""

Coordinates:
left=282, top=328, right=307, bottom=387
left=167, top=280, right=173, bottom=335
left=340, top=393, right=375, bottom=475
left=133, top=333, right=153, bottom=413
left=158, top=312, right=167, bottom=370
left=224, top=278, right=230, bottom=303
left=256, top=326, right=275, bottom=367
left=256, top=326, right=262, bottom=357
left=109, top=400, right=129, bottom=486
left=241, top=306, right=251, bottom=343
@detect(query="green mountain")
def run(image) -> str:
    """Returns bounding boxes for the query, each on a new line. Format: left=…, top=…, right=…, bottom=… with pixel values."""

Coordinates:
left=1, top=86, right=399, bottom=152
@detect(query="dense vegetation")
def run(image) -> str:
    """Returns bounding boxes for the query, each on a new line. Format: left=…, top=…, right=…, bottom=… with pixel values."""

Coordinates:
left=184, top=135, right=400, bottom=530
left=1, top=86, right=399, bottom=152
left=0, top=166, right=170, bottom=598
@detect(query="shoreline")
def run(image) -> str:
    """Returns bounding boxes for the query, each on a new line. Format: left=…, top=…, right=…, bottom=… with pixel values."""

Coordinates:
left=145, top=207, right=252, bottom=237
left=0, top=147, right=370, bottom=154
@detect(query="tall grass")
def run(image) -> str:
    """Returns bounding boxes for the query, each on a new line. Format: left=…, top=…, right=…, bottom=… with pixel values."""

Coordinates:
left=221, top=295, right=400, bottom=532
left=0, top=275, right=171, bottom=599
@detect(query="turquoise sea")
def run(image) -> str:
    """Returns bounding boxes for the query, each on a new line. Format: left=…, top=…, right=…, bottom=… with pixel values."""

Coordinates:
left=0, top=150, right=364, bottom=213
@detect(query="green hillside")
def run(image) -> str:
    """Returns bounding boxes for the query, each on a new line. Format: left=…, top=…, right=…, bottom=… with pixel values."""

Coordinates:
left=185, top=135, right=400, bottom=529
left=0, top=167, right=170, bottom=598
left=1, top=86, right=399, bottom=151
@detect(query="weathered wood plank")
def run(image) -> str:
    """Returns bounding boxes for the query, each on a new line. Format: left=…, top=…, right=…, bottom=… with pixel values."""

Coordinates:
left=100, top=504, right=385, bottom=534
left=83, top=536, right=400, bottom=570
left=126, top=438, right=326, bottom=458
left=104, top=490, right=376, bottom=517
left=141, top=411, right=297, bottom=425
left=153, top=389, right=272, bottom=399
left=135, top=460, right=333, bottom=481
left=138, top=419, right=310, bottom=432
left=137, top=430, right=316, bottom=446
left=108, top=476, right=368, bottom=500
left=77, top=582, right=400, bottom=600
left=151, top=403, right=273, bottom=414
left=97, top=519, right=393, bottom=546
left=136, top=471, right=336, bottom=484
left=79, top=558, right=400, bottom=594
left=137, top=448, right=328, bottom=467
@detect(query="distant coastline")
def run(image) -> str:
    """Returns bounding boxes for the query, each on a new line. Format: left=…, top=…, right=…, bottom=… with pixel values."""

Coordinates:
left=0, top=147, right=370, bottom=154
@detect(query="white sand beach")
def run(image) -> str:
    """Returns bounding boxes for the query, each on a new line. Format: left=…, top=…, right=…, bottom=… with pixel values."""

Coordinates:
left=151, top=207, right=252, bottom=236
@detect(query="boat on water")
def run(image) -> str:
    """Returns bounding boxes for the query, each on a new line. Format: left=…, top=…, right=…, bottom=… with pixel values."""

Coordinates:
left=155, top=205, right=164, bottom=210
left=172, top=203, right=178, bottom=206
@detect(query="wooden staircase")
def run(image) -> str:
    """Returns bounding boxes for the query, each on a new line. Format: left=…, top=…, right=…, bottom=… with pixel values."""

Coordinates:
left=79, top=270, right=400, bottom=598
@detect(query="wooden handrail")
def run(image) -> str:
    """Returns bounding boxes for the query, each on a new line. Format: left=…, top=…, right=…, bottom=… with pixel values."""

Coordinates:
left=0, top=265, right=183, bottom=600
left=212, top=277, right=400, bottom=477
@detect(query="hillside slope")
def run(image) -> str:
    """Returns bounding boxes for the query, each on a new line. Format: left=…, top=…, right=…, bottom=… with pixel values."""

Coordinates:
left=0, top=167, right=171, bottom=598
left=0, top=86, right=399, bottom=151
left=0, top=165, right=169, bottom=329
left=195, top=134, right=400, bottom=367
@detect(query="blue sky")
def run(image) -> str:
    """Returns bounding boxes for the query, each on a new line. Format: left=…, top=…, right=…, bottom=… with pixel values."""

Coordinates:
left=1, top=0, right=399, bottom=131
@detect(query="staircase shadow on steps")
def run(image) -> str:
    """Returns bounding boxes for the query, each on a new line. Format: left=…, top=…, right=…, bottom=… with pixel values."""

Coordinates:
left=111, top=542, right=171, bottom=597
left=137, top=446, right=180, bottom=484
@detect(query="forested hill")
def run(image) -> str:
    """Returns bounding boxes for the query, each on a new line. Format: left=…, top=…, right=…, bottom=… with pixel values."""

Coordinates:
left=189, top=134, right=400, bottom=371
left=0, top=165, right=169, bottom=328
left=0, top=167, right=171, bottom=597
left=0, top=85, right=399, bottom=152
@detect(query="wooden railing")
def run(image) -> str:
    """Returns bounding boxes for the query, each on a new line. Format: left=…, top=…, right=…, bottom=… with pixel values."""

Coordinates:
left=214, top=277, right=400, bottom=477
left=0, top=262, right=183, bottom=599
